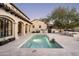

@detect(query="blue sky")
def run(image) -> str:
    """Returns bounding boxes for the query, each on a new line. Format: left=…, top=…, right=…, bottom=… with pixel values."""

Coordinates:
left=15, top=3, right=79, bottom=20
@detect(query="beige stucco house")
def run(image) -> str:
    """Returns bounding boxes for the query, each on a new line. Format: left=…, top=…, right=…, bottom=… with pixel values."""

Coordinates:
left=0, top=3, right=32, bottom=44
left=30, top=20, right=47, bottom=33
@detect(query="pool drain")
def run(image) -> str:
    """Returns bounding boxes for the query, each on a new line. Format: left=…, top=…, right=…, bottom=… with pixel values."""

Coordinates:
left=32, top=50, right=37, bottom=53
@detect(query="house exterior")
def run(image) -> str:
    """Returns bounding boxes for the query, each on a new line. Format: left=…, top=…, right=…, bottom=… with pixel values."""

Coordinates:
left=0, top=3, right=32, bottom=44
left=30, top=20, right=47, bottom=33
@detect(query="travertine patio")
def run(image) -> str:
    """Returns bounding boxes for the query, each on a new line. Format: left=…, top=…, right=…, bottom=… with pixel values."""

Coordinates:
left=0, top=33, right=79, bottom=56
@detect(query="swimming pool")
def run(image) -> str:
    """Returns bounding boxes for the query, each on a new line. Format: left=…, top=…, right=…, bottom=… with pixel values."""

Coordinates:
left=21, top=35, right=62, bottom=48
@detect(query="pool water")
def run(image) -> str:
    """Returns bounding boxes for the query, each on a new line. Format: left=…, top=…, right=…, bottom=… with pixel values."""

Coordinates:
left=21, top=35, right=62, bottom=48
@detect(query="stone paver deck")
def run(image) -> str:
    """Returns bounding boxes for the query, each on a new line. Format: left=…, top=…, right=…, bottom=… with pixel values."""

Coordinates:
left=0, top=33, right=79, bottom=56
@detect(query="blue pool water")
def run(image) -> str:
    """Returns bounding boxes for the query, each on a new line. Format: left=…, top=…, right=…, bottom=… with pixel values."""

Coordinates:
left=21, top=35, right=62, bottom=48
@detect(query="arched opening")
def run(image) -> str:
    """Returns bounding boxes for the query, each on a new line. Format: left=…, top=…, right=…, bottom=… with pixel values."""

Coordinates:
left=18, top=22, right=24, bottom=36
left=25, top=24, right=28, bottom=33
left=0, top=16, right=14, bottom=38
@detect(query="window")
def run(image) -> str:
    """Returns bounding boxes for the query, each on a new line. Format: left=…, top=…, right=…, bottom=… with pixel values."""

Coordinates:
left=39, top=25, right=41, bottom=28
left=0, top=17, right=12, bottom=38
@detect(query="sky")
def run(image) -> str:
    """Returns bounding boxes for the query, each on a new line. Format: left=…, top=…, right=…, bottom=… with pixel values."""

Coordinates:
left=15, top=3, right=79, bottom=20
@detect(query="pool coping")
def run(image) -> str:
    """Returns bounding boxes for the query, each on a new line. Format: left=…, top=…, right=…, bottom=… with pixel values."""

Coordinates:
left=1, top=33, right=79, bottom=56
left=18, top=34, right=34, bottom=48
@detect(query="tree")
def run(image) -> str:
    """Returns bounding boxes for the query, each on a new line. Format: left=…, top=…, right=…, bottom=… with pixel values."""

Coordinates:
left=48, top=7, right=79, bottom=31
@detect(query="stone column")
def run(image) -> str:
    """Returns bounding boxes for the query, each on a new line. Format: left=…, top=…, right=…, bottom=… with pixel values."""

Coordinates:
left=27, top=25, right=30, bottom=33
left=22, top=24, right=25, bottom=35
left=12, top=22, right=15, bottom=37
left=14, top=23, right=18, bottom=39
left=29, top=25, right=31, bottom=32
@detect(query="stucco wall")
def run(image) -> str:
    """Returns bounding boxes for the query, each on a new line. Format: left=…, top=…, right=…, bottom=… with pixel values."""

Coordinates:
left=30, top=20, right=47, bottom=33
